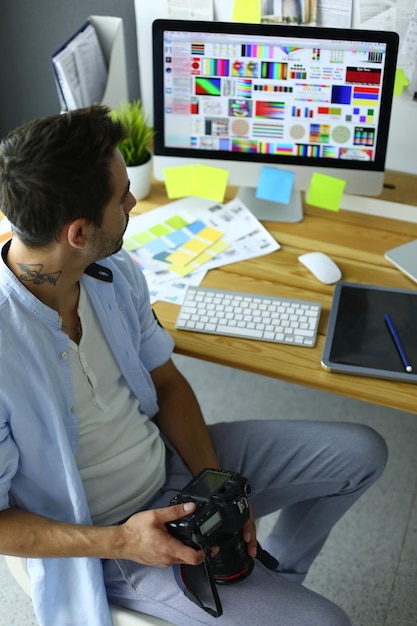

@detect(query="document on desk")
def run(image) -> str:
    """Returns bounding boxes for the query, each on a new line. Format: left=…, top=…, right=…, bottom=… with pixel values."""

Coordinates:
left=123, top=197, right=280, bottom=304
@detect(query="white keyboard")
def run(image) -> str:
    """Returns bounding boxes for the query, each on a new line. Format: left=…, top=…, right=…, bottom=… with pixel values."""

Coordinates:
left=176, top=286, right=322, bottom=347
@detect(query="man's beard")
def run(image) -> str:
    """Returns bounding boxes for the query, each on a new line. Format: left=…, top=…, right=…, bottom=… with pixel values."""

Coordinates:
left=88, top=215, right=129, bottom=261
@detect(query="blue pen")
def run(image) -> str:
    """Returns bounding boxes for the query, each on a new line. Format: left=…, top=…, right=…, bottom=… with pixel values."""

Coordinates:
left=384, top=313, right=413, bottom=373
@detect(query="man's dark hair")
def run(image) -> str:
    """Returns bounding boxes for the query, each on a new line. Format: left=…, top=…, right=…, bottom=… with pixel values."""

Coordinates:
left=0, top=105, right=126, bottom=246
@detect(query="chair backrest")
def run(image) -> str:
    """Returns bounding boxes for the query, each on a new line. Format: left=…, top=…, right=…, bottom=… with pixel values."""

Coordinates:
left=4, top=555, right=173, bottom=626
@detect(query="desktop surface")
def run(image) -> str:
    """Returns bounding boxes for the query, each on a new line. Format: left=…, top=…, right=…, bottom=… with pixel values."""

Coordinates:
left=133, top=171, right=417, bottom=415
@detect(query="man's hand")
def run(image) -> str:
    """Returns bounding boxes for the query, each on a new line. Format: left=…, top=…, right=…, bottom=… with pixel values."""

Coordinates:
left=242, top=503, right=257, bottom=558
left=118, top=502, right=204, bottom=568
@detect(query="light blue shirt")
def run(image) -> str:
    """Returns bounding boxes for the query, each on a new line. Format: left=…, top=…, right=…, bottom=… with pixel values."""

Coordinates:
left=0, top=242, right=174, bottom=626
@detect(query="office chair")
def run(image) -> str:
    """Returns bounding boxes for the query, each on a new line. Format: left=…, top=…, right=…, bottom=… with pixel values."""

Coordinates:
left=4, top=555, right=173, bottom=626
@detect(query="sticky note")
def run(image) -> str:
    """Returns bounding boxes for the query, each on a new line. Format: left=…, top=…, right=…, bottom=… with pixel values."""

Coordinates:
left=166, top=229, right=190, bottom=247
left=132, top=232, right=155, bottom=246
left=166, top=249, right=194, bottom=266
left=165, top=214, right=190, bottom=229
left=123, top=237, right=141, bottom=251
left=232, top=0, right=261, bottom=23
left=394, top=68, right=409, bottom=96
left=197, top=226, right=224, bottom=243
left=182, top=238, right=209, bottom=254
left=193, top=165, right=229, bottom=202
left=256, top=167, right=295, bottom=204
left=163, top=165, right=196, bottom=198
left=149, top=223, right=172, bottom=237
left=163, top=164, right=229, bottom=202
left=169, top=263, right=196, bottom=276
left=306, top=173, right=346, bottom=212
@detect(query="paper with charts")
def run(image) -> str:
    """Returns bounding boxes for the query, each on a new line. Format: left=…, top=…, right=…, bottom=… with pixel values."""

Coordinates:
left=123, top=197, right=280, bottom=304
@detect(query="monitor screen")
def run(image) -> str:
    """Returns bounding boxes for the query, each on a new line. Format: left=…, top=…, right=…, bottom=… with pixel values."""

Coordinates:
left=152, top=20, right=398, bottom=221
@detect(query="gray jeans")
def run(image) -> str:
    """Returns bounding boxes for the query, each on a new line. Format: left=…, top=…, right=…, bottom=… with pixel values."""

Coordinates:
left=103, top=419, right=387, bottom=625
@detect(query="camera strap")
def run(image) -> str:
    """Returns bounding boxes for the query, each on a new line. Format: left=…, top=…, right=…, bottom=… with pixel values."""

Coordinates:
left=173, top=543, right=224, bottom=618
left=173, top=543, right=279, bottom=619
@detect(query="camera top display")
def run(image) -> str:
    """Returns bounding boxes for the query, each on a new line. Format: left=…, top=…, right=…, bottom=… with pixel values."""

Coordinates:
left=166, top=468, right=251, bottom=551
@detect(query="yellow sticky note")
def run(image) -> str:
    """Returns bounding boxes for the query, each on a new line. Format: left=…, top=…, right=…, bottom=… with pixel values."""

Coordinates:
left=193, top=251, right=213, bottom=265
left=208, top=240, right=230, bottom=255
left=182, top=238, right=209, bottom=254
left=166, top=249, right=194, bottom=266
left=164, top=164, right=228, bottom=202
left=169, top=263, right=196, bottom=276
left=163, top=165, right=196, bottom=198
left=394, top=68, right=409, bottom=96
left=197, top=226, right=224, bottom=243
left=193, top=165, right=229, bottom=202
left=232, top=0, right=261, bottom=23
left=307, top=173, right=346, bottom=212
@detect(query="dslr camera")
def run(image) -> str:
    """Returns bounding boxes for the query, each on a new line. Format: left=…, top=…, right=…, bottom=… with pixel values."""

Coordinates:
left=166, top=468, right=253, bottom=584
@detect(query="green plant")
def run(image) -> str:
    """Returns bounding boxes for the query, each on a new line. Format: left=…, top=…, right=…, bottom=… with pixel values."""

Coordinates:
left=111, top=100, right=155, bottom=167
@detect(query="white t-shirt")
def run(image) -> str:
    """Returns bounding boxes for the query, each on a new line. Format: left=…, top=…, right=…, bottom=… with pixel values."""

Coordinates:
left=69, top=284, right=165, bottom=525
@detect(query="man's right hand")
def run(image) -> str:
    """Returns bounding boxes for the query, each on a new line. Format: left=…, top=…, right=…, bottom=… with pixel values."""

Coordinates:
left=117, top=502, right=204, bottom=568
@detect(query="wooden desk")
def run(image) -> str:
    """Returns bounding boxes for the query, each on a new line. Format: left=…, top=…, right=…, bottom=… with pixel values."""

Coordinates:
left=142, top=172, right=417, bottom=414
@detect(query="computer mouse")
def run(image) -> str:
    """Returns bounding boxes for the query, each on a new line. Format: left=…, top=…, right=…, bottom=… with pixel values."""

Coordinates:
left=298, top=251, right=342, bottom=284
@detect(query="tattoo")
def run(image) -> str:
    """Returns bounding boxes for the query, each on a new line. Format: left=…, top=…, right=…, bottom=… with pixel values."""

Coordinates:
left=17, top=263, right=62, bottom=286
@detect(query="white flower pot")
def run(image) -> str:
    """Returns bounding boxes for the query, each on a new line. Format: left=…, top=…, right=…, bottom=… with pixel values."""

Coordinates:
left=126, top=152, right=152, bottom=201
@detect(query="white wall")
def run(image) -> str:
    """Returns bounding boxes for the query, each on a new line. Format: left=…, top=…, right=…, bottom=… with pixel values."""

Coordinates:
left=134, top=1, right=417, bottom=175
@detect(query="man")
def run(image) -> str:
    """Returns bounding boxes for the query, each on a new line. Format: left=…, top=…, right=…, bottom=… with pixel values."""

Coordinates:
left=0, top=106, right=387, bottom=626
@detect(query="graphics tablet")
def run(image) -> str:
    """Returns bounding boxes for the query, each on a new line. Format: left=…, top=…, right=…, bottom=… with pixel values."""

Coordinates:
left=322, top=282, right=417, bottom=383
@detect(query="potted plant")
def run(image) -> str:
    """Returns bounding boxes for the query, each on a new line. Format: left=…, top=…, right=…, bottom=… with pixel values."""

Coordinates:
left=111, top=99, right=155, bottom=200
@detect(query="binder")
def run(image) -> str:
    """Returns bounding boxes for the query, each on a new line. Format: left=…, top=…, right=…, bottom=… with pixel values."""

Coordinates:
left=51, top=15, right=129, bottom=111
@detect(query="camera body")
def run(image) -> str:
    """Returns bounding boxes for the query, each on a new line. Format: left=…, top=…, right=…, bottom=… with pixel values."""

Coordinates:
left=167, top=468, right=253, bottom=583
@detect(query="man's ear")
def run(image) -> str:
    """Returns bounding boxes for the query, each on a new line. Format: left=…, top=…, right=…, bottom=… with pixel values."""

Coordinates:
left=65, top=218, right=90, bottom=249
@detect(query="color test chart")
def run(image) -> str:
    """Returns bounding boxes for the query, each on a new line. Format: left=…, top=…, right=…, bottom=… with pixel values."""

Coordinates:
left=123, top=210, right=229, bottom=277
left=163, top=29, right=389, bottom=163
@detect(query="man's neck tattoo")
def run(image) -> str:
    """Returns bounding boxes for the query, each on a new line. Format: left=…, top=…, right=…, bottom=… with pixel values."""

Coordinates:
left=17, top=263, right=62, bottom=286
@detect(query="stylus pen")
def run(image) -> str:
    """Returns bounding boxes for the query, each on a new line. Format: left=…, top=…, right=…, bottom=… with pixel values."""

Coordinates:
left=384, top=313, right=413, bottom=373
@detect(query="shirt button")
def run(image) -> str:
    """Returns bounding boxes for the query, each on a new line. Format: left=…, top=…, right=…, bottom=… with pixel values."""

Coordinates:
left=61, top=352, right=68, bottom=359
left=71, top=406, right=76, bottom=413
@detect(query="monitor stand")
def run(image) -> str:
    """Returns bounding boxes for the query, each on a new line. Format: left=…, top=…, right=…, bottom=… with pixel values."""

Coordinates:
left=236, top=187, right=303, bottom=223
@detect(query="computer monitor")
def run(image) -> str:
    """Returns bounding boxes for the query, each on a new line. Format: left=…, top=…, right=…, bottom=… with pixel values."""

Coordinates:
left=152, top=20, right=399, bottom=222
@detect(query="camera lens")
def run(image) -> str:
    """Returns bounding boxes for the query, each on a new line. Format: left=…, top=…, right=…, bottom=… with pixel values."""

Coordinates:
left=209, top=532, right=254, bottom=585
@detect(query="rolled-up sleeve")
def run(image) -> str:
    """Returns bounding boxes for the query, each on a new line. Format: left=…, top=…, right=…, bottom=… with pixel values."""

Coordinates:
left=0, top=417, right=19, bottom=511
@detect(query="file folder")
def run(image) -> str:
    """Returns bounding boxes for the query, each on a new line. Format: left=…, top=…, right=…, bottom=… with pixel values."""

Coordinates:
left=51, top=15, right=129, bottom=111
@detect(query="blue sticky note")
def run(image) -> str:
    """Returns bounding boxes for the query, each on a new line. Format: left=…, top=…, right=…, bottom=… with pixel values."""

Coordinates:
left=145, top=238, right=168, bottom=254
left=187, top=220, right=206, bottom=235
left=256, top=167, right=295, bottom=205
left=166, top=229, right=190, bottom=247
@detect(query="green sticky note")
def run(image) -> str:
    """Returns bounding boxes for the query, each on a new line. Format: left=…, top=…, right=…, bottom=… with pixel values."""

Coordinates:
left=232, top=0, right=261, bottom=23
left=163, top=165, right=196, bottom=198
left=193, top=165, right=229, bottom=202
left=165, top=214, right=190, bottom=229
left=149, top=223, right=172, bottom=237
left=307, top=173, right=346, bottom=212
left=133, top=232, right=155, bottom=245
left=394, top=68, right=409, bottom=96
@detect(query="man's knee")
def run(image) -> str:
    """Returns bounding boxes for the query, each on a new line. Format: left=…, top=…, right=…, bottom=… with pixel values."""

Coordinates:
left=305, top=591, right=352, bottom=626
left=348, top=423, right=388, bottom=479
